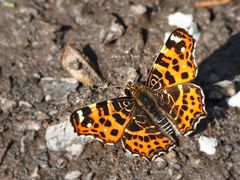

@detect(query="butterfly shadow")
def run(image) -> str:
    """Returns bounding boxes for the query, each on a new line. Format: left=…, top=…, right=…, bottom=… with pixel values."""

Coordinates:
left=194, top=32, right=240, bottom=134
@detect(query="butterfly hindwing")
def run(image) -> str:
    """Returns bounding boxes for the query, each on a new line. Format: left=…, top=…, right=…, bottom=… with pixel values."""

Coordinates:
left=155, top=83, right=207, bottom=135
left=146, top=28, right=197, bottom=91
left=121, top=107, right=175, bottom=161
left=70, top=97, right=135, bottom=143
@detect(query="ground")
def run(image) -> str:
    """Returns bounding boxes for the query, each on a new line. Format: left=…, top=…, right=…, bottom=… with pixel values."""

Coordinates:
left=0, top=0, right=240, bottom=179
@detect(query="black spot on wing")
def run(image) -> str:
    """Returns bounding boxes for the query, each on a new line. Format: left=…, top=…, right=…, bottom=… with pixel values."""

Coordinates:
left=144, top=136, right=150, bottom=142
left=183, top=85, right=190, bottom=93
left=169, top=88, right=180, bottom=102
left=96, top=101, right=109, bottom=115
left=175, top=41, right=186, bottom=54
left=156, top=55, right=169, bottom=68
left=112, top=100, right=121, bottom=111
left=112, top=113, right=126, bottom=125
left=81, top=117, right=94, bottom=127
left=182, top=105, right=188, bottom=111
left=165, top=71, right=176, bottom=84
left=110, top=129, right=118, bottom=136
left=100, top=132, right=106, bottom=138
left=99, top=118, right=105, bottom=124
left=123, top=132, right=132, bottom=140
left=127, top=120, right=142, bottom=132
left=181, top=72, right=189, bottom=79
left=104, top=120, right=112, bottom=127
left=172, top=59, right=178, bottom=65
left=179, top=54, right=184, bottom=60
left=153, top=68, right=163, bottom=79
left=187, top=61, right=193, bottom=68
left=81, top=107, right=92, bottom=116
left=165, top=39, right=176, bottom=49
left=173, top=65, right=179, bottom=72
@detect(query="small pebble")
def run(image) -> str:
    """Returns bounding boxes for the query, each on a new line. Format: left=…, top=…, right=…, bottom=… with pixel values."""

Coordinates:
left=227, top=91, right=240, bottom=108
left=198, top=135, right=218, bottom=155
left=168, top=12, right=193, bottom=29
left=19, top=101, right=33, bottom=108
left=167, top=12, right=200, bottom=40
left=154, top=157, right=168, bottom=169
left=34, top=110, right=49, bottom=121
left=215, top=80, right=236, bottom=97
left=85, top=172, right=95, bottom=180
left=130, top=4, right=147, bottom=15
left=0, top=97, right=16, bottom=113
left=31, top=166, right=40, bottom=179
left=64, top=170, right=82, bottom=180
left=13, top=120, right=41, bottom=132
left=45, top=121, right=93, bottom=156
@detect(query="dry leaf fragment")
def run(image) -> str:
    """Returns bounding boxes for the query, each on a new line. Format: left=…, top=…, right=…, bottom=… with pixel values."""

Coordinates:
left=195, top=0, right=232, bottom=8
left=60, top=45, right=103, bottom=86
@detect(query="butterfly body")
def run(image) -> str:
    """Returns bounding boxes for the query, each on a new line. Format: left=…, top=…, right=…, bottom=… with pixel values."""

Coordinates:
left=127, top=82, right=176, bottom=141
left=70, top=28, right=207, bottom=161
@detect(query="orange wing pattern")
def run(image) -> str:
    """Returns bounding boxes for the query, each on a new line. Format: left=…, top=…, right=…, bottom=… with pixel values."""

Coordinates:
left=146, top=28, right=197, bottom=91
left=121, top=107, right=175, bottom=161
left=70, top=97, right=135, bottom=143
left=156, top=83, right=207, bottom=135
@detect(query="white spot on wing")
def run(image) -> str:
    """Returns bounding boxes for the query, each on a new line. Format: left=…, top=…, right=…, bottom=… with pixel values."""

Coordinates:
left=170, top=35, right=181, bottom=43
left=181, top=47, right=185, bottom=52
left=87, top=123, right=92, bottom=128
left=77, top=110, right=84, bottom=123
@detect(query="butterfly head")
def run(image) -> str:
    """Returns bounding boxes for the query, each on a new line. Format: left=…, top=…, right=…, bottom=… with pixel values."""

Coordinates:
left=124, top=81, right=142, bottom=97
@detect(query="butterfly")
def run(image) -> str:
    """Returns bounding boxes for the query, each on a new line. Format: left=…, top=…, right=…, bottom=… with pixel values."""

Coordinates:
left=70, top=28, right=207, bottom=161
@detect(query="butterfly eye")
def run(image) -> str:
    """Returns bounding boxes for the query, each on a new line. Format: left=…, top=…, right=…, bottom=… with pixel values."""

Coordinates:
left=124, top=88, right=132, bottom=97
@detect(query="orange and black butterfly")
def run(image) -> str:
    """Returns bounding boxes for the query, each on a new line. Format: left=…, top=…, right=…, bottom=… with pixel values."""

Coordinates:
left=70, top=28, right=207, bottom=161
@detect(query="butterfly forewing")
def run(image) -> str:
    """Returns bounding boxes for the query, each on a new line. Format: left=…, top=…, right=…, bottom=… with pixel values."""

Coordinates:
left=70, top=97, right=135, bottom=143
left=146, top=28, right=197, bottom=91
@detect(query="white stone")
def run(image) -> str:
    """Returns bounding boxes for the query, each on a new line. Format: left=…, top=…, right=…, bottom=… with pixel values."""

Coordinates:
left=64, top=170, right=82, bottom=180
left=188, top=22, right=201, bottom=40
left=168, top=12, right=193, bottom=29
left=198, top=135, right=218, bottom=155
left=227, top=91, right=240, bottom=108
left=0, top=97, right=16, bottom=113
left=19, top=101, right=33, bottom=108
left=31, top=166, right=40, bottom=179
left=130, top=4, right=147, bottom=15
left=45, top=94, right=52, bottom=101
left=14, top=120, right=41, bottom=132
left=164, top=32, right=171, bottom=43
left=65, top=143, right=84, bottom=156
left=45, top=120, right=93, bottom=156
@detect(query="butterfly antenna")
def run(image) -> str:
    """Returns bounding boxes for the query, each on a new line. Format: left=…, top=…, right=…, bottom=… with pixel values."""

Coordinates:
left=128, top=48, right=136, bottom=70
left=128, top=48, right=139, bottom=82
